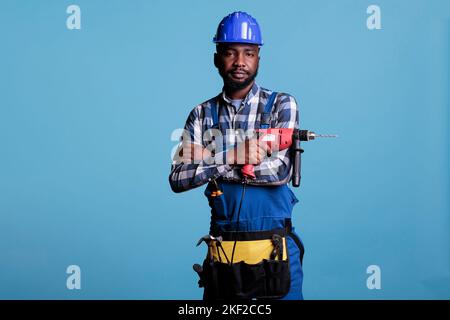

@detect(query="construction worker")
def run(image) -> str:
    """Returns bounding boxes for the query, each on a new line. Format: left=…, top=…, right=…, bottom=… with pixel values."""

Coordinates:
left=169, top=11, right=304, bottom=300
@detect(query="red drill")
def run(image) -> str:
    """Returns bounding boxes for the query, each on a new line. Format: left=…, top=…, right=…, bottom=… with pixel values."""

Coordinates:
left=241, top=129, right=337, bottom=186
left=241, top=128, right=294, bottom=179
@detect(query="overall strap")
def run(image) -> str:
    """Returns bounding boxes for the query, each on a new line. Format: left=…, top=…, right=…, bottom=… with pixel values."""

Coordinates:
left=210, top=98, right=219, bottom=129
left=260, top=91, right=278, bottom=129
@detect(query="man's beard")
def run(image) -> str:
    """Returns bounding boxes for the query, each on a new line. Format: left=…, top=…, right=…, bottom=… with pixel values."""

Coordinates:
left=219, top=68, right=258, bottom=91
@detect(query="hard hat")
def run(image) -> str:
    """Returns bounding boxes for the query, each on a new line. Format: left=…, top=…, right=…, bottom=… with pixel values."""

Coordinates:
left=213, top=11, right=263, bottom=46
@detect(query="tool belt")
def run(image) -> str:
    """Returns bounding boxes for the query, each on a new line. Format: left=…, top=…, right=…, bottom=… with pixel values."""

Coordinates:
left=193, top=227, right=291, bottom=300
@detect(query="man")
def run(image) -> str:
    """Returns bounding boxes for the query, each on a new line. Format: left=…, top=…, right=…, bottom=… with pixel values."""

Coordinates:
left=169, top=11, right=304, bottom=300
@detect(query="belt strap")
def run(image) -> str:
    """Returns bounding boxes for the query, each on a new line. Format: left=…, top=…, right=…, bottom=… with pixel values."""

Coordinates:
left=212, top=218, right=293, bottom=241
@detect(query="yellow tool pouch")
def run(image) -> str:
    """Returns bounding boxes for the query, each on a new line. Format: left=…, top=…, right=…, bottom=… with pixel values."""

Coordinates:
left=210, top=236, right=288, bottom=264
left=193, top=228, right=291, bottom=300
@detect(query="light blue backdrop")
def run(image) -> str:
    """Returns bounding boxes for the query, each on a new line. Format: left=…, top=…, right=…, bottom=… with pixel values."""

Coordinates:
left=0, top=0, right=449, bottom=299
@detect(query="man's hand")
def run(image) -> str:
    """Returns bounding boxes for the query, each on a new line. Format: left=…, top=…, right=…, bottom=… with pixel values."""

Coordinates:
left=226, top=137, right=272, bottom=165
left=173, top=137, right=272, bottom=166
left=173, top=143, right=212, bottom=164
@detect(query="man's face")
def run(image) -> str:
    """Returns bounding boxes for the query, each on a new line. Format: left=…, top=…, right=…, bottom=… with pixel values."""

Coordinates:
left=215, top=43, right=260, bottom=90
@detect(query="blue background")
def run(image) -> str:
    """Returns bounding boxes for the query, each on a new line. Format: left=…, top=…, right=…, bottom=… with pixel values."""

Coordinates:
left=0, top=0, right=449, bottom=299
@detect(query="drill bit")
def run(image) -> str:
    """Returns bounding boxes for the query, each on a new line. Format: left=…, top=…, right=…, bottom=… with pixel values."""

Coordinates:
left=311, top=133, right=338, bottom=139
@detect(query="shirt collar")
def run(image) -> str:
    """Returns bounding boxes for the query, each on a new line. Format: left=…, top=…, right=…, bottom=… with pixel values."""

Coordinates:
left=221, top=82, right=260, bottom=107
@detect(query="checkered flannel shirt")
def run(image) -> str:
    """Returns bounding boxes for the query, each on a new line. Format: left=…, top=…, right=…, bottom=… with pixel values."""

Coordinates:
left=169, top=82, right=299, bottom=193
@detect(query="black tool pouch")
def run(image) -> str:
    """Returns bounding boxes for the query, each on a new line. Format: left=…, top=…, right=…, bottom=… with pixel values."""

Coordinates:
left=193, top=228, right=291, bottom=300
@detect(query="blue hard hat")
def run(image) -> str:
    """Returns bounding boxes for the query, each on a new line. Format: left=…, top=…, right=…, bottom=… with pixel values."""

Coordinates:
left=213, top=11, right=263, bottom=46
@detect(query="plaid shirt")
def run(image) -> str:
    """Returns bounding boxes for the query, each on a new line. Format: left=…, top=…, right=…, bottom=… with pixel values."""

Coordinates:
left=169, top=82, right=299, bottom=193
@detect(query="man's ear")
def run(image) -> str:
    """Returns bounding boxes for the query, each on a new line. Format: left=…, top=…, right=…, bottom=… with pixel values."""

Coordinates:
left=214, top=52, right=219, bottom=68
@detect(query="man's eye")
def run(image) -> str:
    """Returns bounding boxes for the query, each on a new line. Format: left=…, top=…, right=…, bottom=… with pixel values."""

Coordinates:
left=246, top=53, right=255, bottom=57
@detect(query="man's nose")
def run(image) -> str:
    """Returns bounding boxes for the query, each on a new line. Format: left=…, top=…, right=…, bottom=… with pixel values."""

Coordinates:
left=233, top=52, right=246, bottom=67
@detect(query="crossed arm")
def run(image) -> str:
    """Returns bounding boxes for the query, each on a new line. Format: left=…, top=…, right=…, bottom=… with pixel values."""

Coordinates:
left=169, top=95, right=299, bottom=193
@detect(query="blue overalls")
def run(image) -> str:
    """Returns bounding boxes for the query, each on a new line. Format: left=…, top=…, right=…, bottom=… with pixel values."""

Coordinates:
left=204, top=92, right=305, bottom=300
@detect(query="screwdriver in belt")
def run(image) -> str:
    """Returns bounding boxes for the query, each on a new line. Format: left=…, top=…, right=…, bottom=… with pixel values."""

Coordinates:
left=210, top=179, right=223, bottom=197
